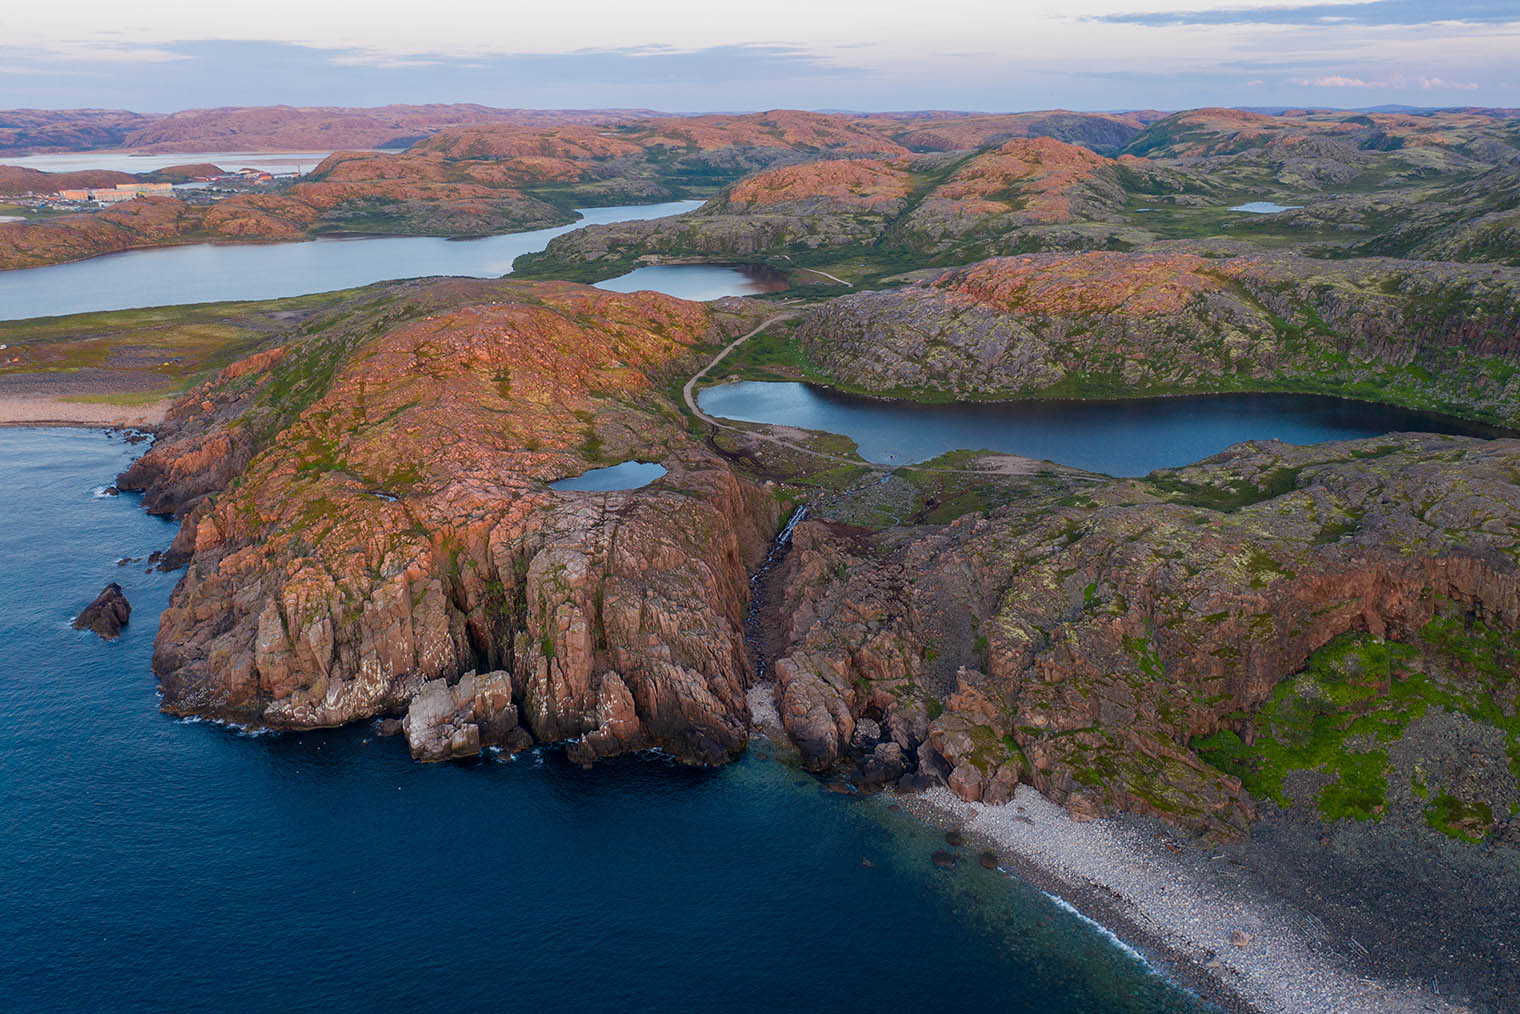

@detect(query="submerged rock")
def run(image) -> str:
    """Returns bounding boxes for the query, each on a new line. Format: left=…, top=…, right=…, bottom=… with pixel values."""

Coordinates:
left=73, top=583, right=130, bottom=640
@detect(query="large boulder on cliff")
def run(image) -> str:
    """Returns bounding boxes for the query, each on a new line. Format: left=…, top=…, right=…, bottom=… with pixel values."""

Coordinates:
left=402, top=670, right=528, bottom=762
left=73, top=583, right=130, bottom=639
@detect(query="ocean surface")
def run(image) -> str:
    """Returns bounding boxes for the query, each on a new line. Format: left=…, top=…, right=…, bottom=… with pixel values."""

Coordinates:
left=0, top=427, right=1211, bottom=1013
left=698, top=381, right=1501, bottom=474
left=0, top=201, right=725, bottom=321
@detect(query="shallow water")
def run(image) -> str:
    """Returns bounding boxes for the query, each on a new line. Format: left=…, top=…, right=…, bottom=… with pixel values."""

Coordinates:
left=697, top=381, right=1499, bottom=475
left=596, top=263, right=789, bottom=301
left=549, top=460, right=668, bottom=491
left=0, top=200, right=704, bottom=321
left=0, top=427, right=1211, bottom=1013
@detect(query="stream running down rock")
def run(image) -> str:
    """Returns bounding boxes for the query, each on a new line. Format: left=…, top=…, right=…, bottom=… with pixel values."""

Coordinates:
left=745, top=504, right=808, bottom=684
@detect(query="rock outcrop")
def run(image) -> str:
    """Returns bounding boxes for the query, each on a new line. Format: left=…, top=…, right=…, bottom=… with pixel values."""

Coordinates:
left=767, top=436, right=1520, bottom=836
left=402, top=669, right=529, bottom=761
left=519, top=138, right=1211, bottom=278
left=74, top=582, right=131, bottom=639
left=796, top=250, right=1520, bottom=426
left=126, top=279, right=777, bottom=767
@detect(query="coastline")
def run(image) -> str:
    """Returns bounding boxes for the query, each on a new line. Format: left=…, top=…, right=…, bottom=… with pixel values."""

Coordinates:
left=899, top=786, right=1469, bottom=1014
left=751, top=672, right=1467, bottom=1013
left=0, top=395, right=167, bottom=429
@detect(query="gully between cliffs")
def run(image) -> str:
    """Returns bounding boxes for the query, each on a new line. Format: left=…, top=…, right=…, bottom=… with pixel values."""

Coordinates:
left=744, top=504, right=808, bottom=684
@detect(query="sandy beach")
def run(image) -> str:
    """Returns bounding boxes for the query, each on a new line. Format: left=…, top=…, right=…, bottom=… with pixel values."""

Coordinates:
left=0, top=395, right=168, bottom=429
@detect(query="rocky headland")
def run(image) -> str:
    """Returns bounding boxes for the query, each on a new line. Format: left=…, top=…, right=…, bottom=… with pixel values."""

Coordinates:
left=763, top=435, right=1520, bottom=841
left=119, top=279, right=777, bottom=765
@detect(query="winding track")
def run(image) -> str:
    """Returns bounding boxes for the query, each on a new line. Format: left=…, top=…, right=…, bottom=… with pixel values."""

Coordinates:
left=683, top=312, right=1098, bottom=481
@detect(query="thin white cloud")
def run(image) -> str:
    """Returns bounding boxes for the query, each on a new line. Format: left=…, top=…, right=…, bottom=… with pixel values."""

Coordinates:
left=1419, top=75, right=1479, bottom=90
left=1292, top=74, right=1380, bottom=87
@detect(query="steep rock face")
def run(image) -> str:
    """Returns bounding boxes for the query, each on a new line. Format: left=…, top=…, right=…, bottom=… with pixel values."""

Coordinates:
left=132, top=281, right=777, bottom=765
left=769, top=436, right=1520, bottom=835
left=797, top=251, right=1520, bottom=424
left=403, top=669, right=528, bottom=761
left=73, top=583, right=131, bottom=639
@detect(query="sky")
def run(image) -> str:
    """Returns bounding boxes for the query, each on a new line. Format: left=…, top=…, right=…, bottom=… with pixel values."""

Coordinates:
left=2, top=0, right=1516, bottom=113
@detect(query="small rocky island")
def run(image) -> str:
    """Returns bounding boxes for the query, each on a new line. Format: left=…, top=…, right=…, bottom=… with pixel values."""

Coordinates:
left=73, top=582, right=131, bottom=639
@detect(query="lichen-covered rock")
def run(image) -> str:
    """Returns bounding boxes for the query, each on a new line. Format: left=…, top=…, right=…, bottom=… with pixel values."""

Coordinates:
left=130, top=279, right=777, bottom=766
left=798, top=251, right=1520, bottom=425
left=769, top=435, right=1520, bottom=835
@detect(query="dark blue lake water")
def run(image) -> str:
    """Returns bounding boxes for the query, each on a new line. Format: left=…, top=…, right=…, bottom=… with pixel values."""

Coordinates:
left=698, top=382, right=1500, bottom=475
left=0, top=428, right=1209, bottom=1014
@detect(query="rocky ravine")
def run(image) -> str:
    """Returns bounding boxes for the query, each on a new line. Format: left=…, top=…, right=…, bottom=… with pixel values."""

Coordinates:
left=120, top=279, right=776, bottom=765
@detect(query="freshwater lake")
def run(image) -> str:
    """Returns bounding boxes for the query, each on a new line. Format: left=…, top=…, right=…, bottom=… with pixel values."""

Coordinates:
left=698, top=381, right=1500, bottom=475
left=0, top=200, right=784, bottom=321
left=0, top=428, right=1210, bottom=1014
left=1, top=150, right=342, bottom=175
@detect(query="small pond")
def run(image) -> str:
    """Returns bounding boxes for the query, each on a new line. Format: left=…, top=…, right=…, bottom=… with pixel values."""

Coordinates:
left=595, top=263, right=789, bottom=301
left=1229, top=202, right=1302, bottom=214
left=549, top=460, right=668, bottom=492
left=696, top=381, right=1501, bottom=476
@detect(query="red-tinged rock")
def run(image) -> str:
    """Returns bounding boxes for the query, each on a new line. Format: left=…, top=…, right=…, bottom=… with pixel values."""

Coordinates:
left=766, top=435, right=1520, bottom=835
left=129, top=278, right=778, bottom=767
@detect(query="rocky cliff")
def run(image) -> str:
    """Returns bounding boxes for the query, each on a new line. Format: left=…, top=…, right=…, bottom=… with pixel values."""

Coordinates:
left=767, top=436, right=1520, bottom=838
left=123, top=279, right=777, bottom=764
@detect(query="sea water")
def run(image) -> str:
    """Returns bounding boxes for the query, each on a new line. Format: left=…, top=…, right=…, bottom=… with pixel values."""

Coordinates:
left=0, top=428, right=1210, bottom=1013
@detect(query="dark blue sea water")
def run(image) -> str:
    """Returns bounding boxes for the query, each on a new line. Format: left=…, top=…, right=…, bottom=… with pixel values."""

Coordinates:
left=0, top=428, right=1209, bottom=1014
left=698, top=381, right=1501, bottom=475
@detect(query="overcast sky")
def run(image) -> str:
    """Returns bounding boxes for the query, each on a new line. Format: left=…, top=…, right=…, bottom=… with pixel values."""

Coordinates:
left=3, top=0, right=1515, bottom=112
